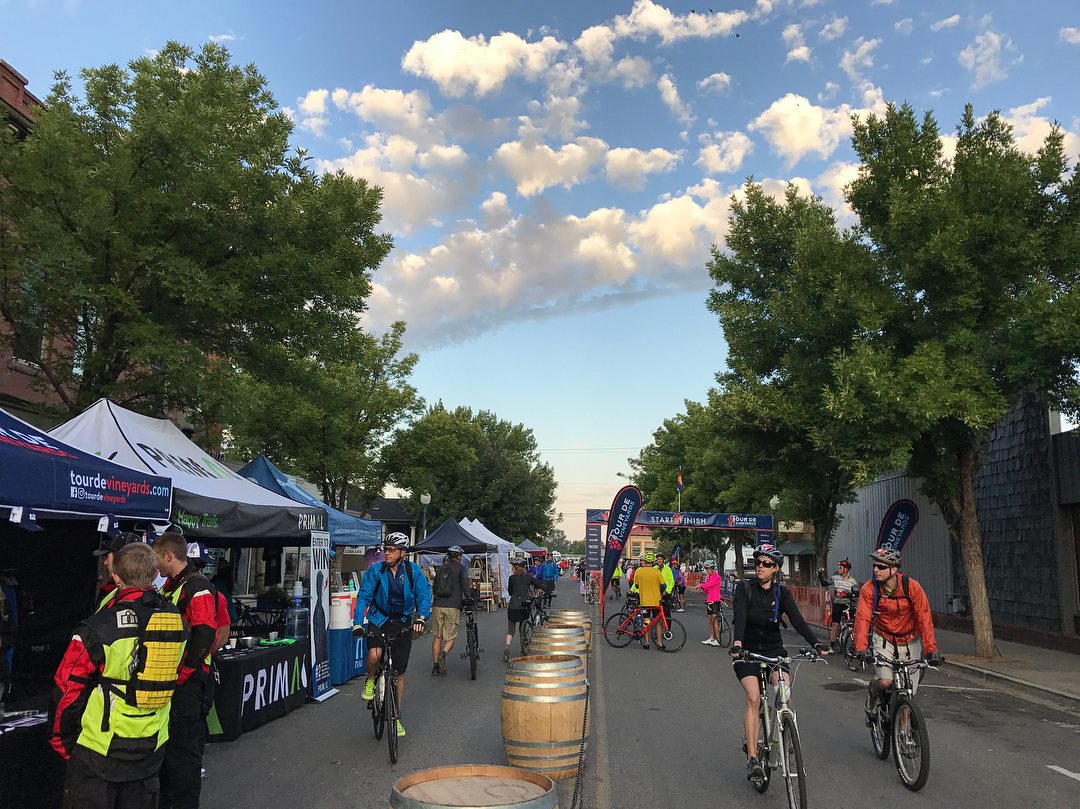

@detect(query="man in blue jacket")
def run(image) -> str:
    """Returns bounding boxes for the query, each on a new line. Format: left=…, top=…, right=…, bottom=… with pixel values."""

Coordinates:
left=537, top=552, right=560, bottom=606
left=352, top=533, right=431, bottom=738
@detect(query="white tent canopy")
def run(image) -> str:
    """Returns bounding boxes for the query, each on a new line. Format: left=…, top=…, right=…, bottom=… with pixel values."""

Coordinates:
left=51, top=399, right=325, bottom=543
left=461, top=518, right=516, bottom=602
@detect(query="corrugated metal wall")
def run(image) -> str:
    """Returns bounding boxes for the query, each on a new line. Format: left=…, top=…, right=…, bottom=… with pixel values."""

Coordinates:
left=829, top=472, right=954, bottom=613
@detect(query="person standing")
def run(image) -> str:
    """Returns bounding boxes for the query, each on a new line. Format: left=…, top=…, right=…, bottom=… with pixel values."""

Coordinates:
left=699, top=560, right=724, bottom=645
left=672, top=562, right=687, bottom=612
left=536, top=552, right=560, bottom=608
left=352, top=533, right=430, bottom=737
left=503, top=558, right=538, bottom=661
left=609, top=560, right=623, bottom=599
left=431, top=545, right=471, bottom=676
left=92, top=533, right=142, bottom=612
left=51, top=543, right=188, bottom=809
left=826, top=559, right=859, bottom=651
left=630, top=553, right=666, bottom=650
left=655, top=553, right=676, bottom=618
left=154, top=532, right=217, bottom=809
left=854, top=549, right=942, bottom=717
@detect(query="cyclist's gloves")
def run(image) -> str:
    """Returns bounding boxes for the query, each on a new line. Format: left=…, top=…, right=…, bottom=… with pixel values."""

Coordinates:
left=352, top=624, right=368, bottom=639
left=925, top=651, right=945, bottom=667
left=729, top=646, right=744, bottom=660
left=857, top=649, right=874, bottom=662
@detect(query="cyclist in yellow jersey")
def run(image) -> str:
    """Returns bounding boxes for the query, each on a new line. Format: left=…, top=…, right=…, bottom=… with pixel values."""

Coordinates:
left=631, top=553, right=667, bottom=650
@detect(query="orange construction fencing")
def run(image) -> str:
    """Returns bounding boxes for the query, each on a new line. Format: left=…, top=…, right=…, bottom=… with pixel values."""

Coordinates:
left=786, top=584, right=829, bottom=628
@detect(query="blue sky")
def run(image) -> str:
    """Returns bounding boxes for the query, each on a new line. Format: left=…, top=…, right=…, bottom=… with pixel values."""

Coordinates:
left=4, top=0, right=1078, bottom=540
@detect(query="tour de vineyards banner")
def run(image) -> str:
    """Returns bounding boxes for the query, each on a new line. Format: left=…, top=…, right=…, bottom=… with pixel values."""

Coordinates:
left=602, top=486, right=643, bottom=599
left=876, top=500, right=919, bottom=553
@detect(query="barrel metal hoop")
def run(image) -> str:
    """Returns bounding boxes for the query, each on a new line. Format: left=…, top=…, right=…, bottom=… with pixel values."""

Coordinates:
left=502, top=692, right=587, bottom=703
left=504, top=738, right=590, bottom=748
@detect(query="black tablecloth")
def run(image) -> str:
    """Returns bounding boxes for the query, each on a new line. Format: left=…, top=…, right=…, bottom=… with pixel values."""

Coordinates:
left=210, top=642, right=308, bottom=742
left=0, top=718, right=66, bottom=809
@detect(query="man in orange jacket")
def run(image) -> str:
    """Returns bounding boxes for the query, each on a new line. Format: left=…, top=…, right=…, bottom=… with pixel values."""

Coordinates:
left=854, top=548, right=943, bottom=716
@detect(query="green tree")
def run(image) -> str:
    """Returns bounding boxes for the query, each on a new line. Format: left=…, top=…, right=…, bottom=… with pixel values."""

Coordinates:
left=225, top=323, right=423, bottom=509
left=823, top=104, right=1080, bottom=657
left=0, top=42, right=391, bottom=420
left=388, top=404, right=557, bottom=541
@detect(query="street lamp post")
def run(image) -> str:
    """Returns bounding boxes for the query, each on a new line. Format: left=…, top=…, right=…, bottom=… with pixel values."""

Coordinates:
left=420, top=492, right=431, bottom=539
left=768, top=494, right=781, bottom=573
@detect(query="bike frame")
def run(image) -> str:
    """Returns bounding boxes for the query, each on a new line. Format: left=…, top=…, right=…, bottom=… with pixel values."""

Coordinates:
left=752, top=656, right=797, bottom=774
left=615, top=605, right=669, bottom=638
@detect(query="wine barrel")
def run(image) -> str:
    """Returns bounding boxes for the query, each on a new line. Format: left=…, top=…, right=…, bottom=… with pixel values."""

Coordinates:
left=547, top=610, right=592, bottom=648
left=501, top=654, right=589, bottom=779
left=390, top=765, right=557, bottom=809
left=528, top=627, right=588, bottom=671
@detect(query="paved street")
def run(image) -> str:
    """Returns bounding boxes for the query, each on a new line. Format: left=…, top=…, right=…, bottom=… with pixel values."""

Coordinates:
left=202, top=580, right=1080, bottom=808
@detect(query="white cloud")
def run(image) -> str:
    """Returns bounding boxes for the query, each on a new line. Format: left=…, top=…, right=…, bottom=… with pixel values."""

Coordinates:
left=480, top=192, right=512, bottom=229
left=815, top=161, right=860, bottom=220
left=929, top=87, right=948, bottom=99
left=611, top=0, right=748, bottom=45
left=522, top=95, right=589, bottom=140
left=840, top=37, right=881, bottom=81
left=1005, top=97, right=1080, bottom=159
left=574, top=24, right=650, bottom=88
left=958, top=30, right=1016, bottom=89
left=629, top=195, right=711, bottom=265
left=493, top=135, right=608, bottom=196
left=613, top=56, right=652, bottom=88
left=699, top=72, right=733, bottom=93
left=931, top=15, right=961, bottom=32
left=208, top=33, right=236, bottom=43
left=749, top=87, right=886, bottom=167
left=402, top=29, right=566, bottom=97
left=870, top=0, right=895, bottom=5
left=696, top=131, right=754, bottom=174
left=895, top=18, right=914, bottom=35
left=605, top=146, right=681, bottom=189
left=819, top=17, right=848, bottom=41
left=817, top=81, right=840, bottom=102
left=299, top=89, right=329, bottom=116
left=783, top=24, right=812, bottom=63
left=657, top=74, right=693, bottom=125
left=299, top=116, right=329, bottom=137
left=1060, top=27, right=1080, bottom=45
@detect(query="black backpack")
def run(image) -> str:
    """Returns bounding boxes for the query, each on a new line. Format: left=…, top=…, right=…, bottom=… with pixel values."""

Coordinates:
left=434, top=563, right=456, bottom=599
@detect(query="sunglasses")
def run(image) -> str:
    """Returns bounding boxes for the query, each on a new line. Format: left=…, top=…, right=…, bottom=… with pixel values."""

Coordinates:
left=872, top=563, right=893, bottom=571
left=755, top=560, right=777, bottom=569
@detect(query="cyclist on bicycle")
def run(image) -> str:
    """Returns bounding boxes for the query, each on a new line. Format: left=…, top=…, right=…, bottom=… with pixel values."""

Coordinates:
left=537, top=552, right=560, bottom=605
left=504, top=557, right=538, bottom=662
left=655, top=553, right=676, bottom=617
left=730, top=545, right=826, bottom=783
left=352, top=533, right=431, bottom=738
left=854, top=548, right=942, bottom=718
left=700, top=560, right=724, bottom=645
left=609, top=560, right=623, bottom=599
left=827, top=559, right=859, bottom=651
left=630, top=552, right=667, bottom=650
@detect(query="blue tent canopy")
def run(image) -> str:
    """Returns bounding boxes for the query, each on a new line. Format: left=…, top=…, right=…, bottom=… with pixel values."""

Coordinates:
left=411, top=519, right=492, bottom=554
left=0, top=407, right=172, bottom=521
left=517, top=539, right=544, bottom=552
left=237, top=454, right=380, bottom=547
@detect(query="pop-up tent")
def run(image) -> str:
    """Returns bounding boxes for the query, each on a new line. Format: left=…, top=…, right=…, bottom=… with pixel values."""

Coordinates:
left=461, top=519, right=514, bottom=601
left=1, top=406, right=172, bottom=522
left=238, top=455, right=380, bottom=547
left=411, top=519, right=493, bottom=555
left=51, top=400, right=324, bottom=544
left=517, top=538, right=544, bottom=553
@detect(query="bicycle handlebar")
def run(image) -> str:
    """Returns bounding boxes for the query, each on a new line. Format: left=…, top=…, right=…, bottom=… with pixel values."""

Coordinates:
left=869, top=652, right=940, bottom=670
left=735, top=647, right=827, bottom=665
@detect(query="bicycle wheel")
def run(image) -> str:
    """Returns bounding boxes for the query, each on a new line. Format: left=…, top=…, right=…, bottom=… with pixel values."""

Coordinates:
left=371, top=672, right=385, bottom=740
left=892, top=696, right=930, bottom=791
left=603, top=612, right=635, bottom=648
left=780, top=714, right=807, bottom=809
left=468, top=623, right=479, bottom=680
left=520, top=618, right=532, bottom=656
left=870, top=694, right=891, bottom=760
left=842, top=629, right=860, bottom=672
left=717, top=612, right=732, bottom=647
left=659, top=617, right=687, bottom=652
left=752, top=706, right=772, bottom=794
left=385, top=671, right=399, bottom=764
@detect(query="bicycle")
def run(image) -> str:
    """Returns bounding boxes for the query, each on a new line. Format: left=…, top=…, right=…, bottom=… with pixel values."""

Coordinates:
left=608, top=578, right=622, bottom=600
left=866, top=652, right=939, bottom=791
left=584, top=575, right=600, bottom=605
left=602, top=602, right=687, bottom=652
left=365, top=625, right=404, bottom=764
left=458, top=604, right=483, bottom=680
left=711, top=598, right=733, bottom=648
left=738, top=648, right=826, bottom=809
left=833, top=605, right=860, bottom=672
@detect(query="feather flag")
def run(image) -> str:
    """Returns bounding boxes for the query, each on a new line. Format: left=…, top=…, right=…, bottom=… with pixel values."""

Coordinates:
left=676, top=465, right=683, bottom=493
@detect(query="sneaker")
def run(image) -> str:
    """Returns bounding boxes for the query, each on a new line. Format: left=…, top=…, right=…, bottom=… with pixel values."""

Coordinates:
left=676, top=608, right=686, bottom=613
left=642, top=642, right=650, bottom=650
left=362, top=678, right=376, bottom=701
left=701, top=638, right=713, bottom=644
left=431, top=663, right=441, bottom=676
left=502, top=648, right=511, bottom=664
left=656, top=644, right=666, bottom=651
left=708, top=638, right=722, bottom=647
left=395, top=719, right=406, bottom=737
left=746, top=757, right=764, bottom=782
left=438, top=653, right=448, bottom=675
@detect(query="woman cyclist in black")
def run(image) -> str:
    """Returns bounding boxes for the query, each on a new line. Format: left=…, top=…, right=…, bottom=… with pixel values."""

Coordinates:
left=730, top=545, right=825, bottom=782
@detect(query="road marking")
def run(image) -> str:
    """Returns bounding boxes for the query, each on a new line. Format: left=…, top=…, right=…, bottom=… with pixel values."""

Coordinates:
left=850, top=676, right=991, bottom=692
left=1046, top=765, right=1080, bottom=783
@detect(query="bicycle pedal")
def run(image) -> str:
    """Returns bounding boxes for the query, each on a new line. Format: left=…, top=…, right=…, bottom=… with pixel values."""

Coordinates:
left=459, top=653, right=469, bottom=659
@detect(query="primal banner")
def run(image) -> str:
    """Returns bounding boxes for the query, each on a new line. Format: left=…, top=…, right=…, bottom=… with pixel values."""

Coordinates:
left=876, top=500, right=919, bottom=553
left=602, top=486, right=643, bottom=598
left=586, top=509, right=773, bottom=531
left=308, top=530, right=336, bottom=701
left=584, top=524, right=602, bottom=571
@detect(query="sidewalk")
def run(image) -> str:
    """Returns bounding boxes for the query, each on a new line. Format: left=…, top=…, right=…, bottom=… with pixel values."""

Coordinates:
left=934, top=627, right=1080, bottom=708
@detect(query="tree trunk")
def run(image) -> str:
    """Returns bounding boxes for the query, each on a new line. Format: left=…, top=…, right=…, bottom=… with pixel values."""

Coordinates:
left=957, top=445, right=1000, bottom=658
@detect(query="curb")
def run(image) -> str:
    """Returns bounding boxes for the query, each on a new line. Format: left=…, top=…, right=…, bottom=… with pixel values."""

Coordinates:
left=943, top=660, right=1080, bottom=708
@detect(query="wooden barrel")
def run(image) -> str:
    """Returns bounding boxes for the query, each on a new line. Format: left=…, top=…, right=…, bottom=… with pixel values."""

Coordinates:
left=547, top=610, right=592, bottom=648
left=390, top=765, right=557, bottom=809
left=528, top=628, right=588, bottom=671
left=501, top=654, right=589, bottom=779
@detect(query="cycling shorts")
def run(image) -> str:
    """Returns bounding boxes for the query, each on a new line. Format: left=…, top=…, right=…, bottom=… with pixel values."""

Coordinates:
left=732, top=646, right=789, bottom=682
left=831, top=601, right=853, bottom=624
left=676, top=584, right=686, bottom=595
left=872, top=634, right=923, bottom=692
left=368, top=620, right=413, bottom=674
left=706, top=601, right=724, bottom=616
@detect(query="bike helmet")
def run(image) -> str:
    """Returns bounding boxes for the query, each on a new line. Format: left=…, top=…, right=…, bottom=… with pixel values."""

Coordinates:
left=704, top=559, right=716, bottom=569
left=448, top=544, right=464, bottom=556
left=511, top=555, right=527, bottom=566
left=643, top=552, right=656, bottom=563
left=752, top=544, right=784, bottom=563
left=870, top=547, right=901, bottom=567
left=384, top=532, right=409, bottom=549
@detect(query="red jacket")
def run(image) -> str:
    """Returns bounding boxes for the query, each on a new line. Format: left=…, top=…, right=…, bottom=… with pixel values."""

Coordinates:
left=161, top=565, right=217, bottom=685
left=854, top=573, right=937, bottom=653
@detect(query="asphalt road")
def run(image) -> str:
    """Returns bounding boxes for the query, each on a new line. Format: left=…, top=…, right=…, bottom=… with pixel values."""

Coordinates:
left=202, top=580, right=1080, bottom=808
